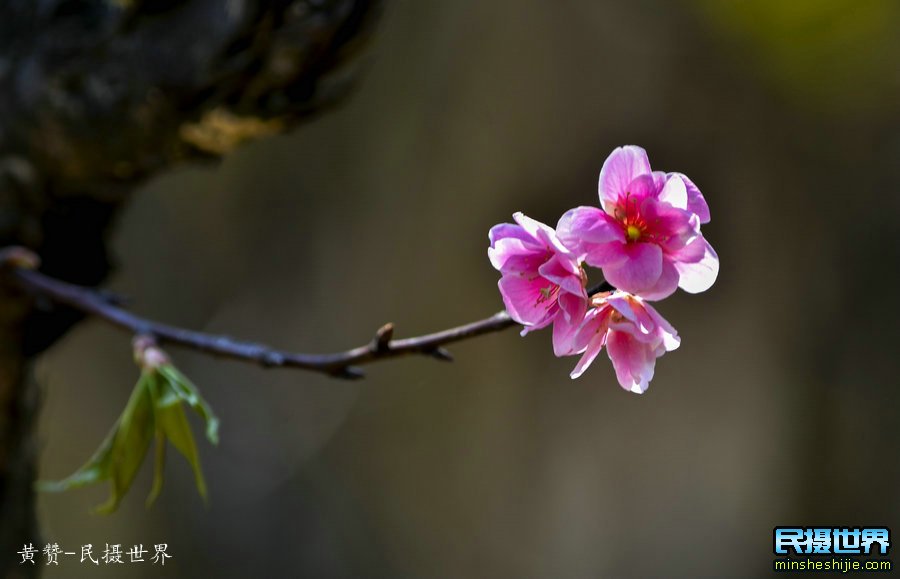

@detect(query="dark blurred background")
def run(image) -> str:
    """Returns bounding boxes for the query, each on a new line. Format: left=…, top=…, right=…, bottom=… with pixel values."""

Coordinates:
left=34, top=0, right=900, bottom=577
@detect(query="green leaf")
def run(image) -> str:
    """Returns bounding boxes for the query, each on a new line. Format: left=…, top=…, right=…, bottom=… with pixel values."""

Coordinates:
left=145, top=430, right=167, bottom=508
left=36, top=425, right=116, bottom=492
left=38, top=361, right=219, bottom=513
left=158, top=364, right=219, bottom=445
left=95, top=374, right=155, bottom=514
left=39, top=374, right=155, bottom=513
left=149, top=372, right=208, bottom=502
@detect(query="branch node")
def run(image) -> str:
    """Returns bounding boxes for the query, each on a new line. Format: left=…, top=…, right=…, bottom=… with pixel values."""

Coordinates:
left=0, top=246, right=40, bottom=270
left=372, top=322, right=394, bottom=352
left=133, top=334, right=169, bottom=371
left=260, top=351, right=285, bottom=367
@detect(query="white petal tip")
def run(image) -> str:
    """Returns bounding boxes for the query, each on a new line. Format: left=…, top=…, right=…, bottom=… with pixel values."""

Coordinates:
left=677, top=268, right=718, bottom=294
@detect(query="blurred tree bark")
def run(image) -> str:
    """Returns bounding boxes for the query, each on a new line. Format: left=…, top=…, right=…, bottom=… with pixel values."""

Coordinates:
left=0, top=1, right=381, bottom=576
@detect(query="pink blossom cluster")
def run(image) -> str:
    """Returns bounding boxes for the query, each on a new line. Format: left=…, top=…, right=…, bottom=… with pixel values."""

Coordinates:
left=488, top=146, right=718, bottom=393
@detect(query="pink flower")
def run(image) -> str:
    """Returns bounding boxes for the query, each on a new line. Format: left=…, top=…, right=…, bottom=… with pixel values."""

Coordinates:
left=568, top=291, right=680, bottom=394
left=488, top=212, right=588, bottom=354
left=558, top=146, right=718, bottom=300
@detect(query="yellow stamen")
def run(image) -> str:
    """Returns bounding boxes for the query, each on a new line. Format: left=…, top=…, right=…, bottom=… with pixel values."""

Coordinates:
left=626, top=224, right=641, bottom=241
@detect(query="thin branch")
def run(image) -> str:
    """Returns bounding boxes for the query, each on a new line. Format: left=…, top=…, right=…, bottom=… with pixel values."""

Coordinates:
left=3, top=246, right=616, bottom=379
left=7, top=264, right=517, bottom=379
left=587, top=281, right=615, bottom=296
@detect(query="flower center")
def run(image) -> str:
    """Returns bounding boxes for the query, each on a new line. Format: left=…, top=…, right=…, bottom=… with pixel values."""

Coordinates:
left=626, top=224, right=642, bottom=242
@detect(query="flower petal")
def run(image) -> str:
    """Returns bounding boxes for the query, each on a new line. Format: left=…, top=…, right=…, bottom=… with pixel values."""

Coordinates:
left=668, top=172, right=710, bottom=224
left=658, top=174, right=688, bottom=210
left=571, top=306, right=609, bottom=351
left=513, top=212, right=569, bottom=254
left=582, top=241, right=630, bottom=269
left=606, top=295, right=664, bottom=345
left=630, top=299, right=657, bottom=334
left=553, top=291, right=589, bottom=356
left=607, top=294, right=658, bottom=338
left=497, top=275, right=557, bottom=328
left=606, top=330, right=656, bottom=394
left=625, top=174, right=659, bottom=200
left=488, top=237, right=544, bottom=273
left=600, top=242, right=663, bottom=294
left=488, top=222, right=548, bottom=273
left=488, top=222, right=532, bottom=246
left=552, top=298, right=587, bottom=357
left=634, top=259, right=679, bottom=301
left=557, top=206, right=624, bottom=254
left=651, top=171, right=668, bottom=190
left=605, top=294, right=640, bottom=325
left=642, top=301, right=680, bottom=352
left=598, top=146, right=651, bottom=211
left=538, top=254, right=585, bottom=298
left=674, top=237, right=719, bottom=294
left=568, top=311, right=610, bottom=380
left=639, top=198, right=696, bottom=253
left=557, top=288, right=588, bottom=323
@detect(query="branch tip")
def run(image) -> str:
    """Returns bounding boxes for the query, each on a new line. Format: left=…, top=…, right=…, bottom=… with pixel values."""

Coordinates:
left=429, top=347, right=454, bottom=362
left=334, top=366, right=366, bottom=380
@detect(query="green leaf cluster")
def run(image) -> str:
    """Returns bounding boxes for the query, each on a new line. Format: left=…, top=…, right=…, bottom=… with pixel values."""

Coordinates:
left=38, top=364, right=219, bottom=514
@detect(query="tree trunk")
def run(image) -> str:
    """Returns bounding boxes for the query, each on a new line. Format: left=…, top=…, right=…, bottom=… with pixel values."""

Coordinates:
left=0, top=297, right=38, bottom=579
left=0, top=1, right=382, bottom=576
